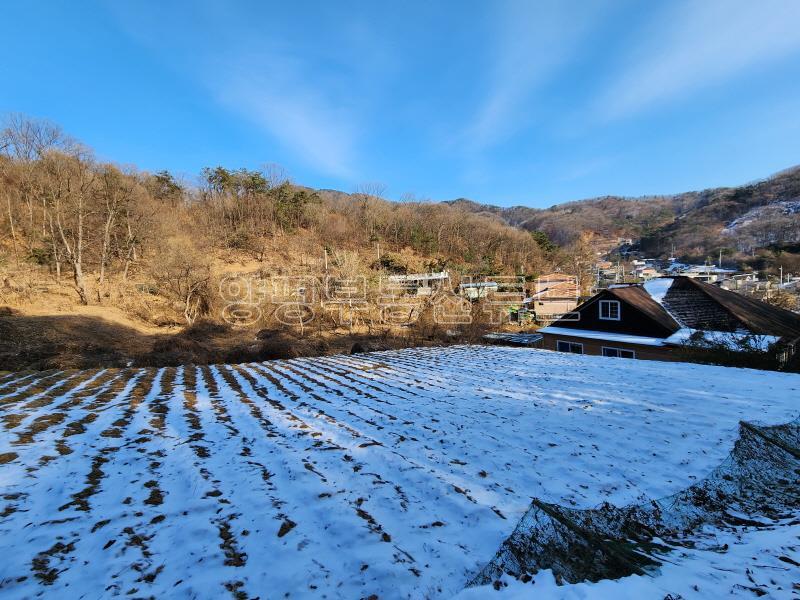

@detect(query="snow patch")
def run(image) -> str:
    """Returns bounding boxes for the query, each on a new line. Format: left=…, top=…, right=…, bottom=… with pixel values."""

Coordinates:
left=664, top=328, right=780, bottom=351
left=537, top=326, right=666, bottom=346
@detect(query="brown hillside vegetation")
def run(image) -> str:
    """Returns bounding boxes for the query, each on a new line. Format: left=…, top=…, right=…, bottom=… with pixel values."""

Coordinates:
left=2, top=116, right=598, bottom=370
left=450, top=166, right=800, bottom=266
left=3, top=115, right=797, bottom=372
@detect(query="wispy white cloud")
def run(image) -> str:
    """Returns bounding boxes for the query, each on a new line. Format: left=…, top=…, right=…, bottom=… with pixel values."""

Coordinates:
left=209, top=52, right=360, bottom=179
left=106, top=2, right=367, bottom=179
left=462, top=0, right=604, bottom=151
left=597, top=0, right=800, bottom=120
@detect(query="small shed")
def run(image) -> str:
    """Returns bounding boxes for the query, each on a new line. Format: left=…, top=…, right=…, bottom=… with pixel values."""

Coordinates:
left=388, top=271, right=450, bottom=296
left=459, top=281, right=498, bottom=300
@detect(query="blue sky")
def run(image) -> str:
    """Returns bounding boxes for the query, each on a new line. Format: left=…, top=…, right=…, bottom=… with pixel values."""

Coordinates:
left=2, top=0, right=800, bottom=207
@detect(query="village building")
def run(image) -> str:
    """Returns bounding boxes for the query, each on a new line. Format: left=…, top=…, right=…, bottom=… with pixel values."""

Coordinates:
left=720, top=272, right=759, bottom=287
left=387, top=271, right=450, bottom=296
left=634, top=266, right=661, bottom=281
left=666, top=262, right=737, bottom=284
left=596, top=260, right=613, bottom=271
left=525, top=273, right=580, bottom=322
left=459, top=281, right=498, bottom=300
left=538, top=276, right=800, bottom=362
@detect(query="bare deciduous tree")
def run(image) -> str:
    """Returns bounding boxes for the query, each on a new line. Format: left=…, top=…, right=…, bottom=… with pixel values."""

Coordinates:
left=42, top=148, right=95, bottom=304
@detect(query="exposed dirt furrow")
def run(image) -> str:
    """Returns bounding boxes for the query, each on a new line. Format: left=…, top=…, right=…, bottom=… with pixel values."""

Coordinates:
left=59, top=370, right=134, bottom=446
left=278, top=358, right=516, bottom=523
left=181, top=365, right=209, bottom=459
left=277, top=362, right=405, bottom=428
left=258, top=362, right=395, bottom=437
left=350, top=348, right=469, bottom=386
left=0, top=370, right=62, bottom=404
left=295, top=355, right=416, bottom=401
left=220, top=365, right=422, bottom=571
left=327, top=354, right=440, bottom=393
left=10, top=370, right=116, bottom=448
left=56, top=369, right=168, bottom=595
left=105, top=369, right=179, bottom=591
left=12, top=372, right=151, bottom=590
left=13, top=371, right=134, bottom=474
left=198, top=365, right=241, bottom=437
left=73, top=365, right=252, bottom=597
left=20, top=369, right=104, bottom=411
left=245, top=363, right=370, bottom=442
left=10, top=370, right=142, bottom=485
left=315, top=355, right=468, bottom=427
left=167, top=365, right=322, bottom=598
left=270, top=361, right=450, bottom=452
left=57, top=369, right=159, bottom=514
left=217, top=365, right=327, bottom=445
left=0, top=372, right=36, bottom=396
left=0, top=371, right=73, bottom=413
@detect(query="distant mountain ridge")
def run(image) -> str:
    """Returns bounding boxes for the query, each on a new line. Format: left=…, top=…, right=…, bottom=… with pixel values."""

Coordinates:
left=445, top=165, right=800, bottom=259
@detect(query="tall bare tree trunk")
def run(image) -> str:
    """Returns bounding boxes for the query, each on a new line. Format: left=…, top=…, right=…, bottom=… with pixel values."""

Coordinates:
left=99, top=214, right=113, bottom=286
left=5, top=194, right=19, bottom=266
left=46, top=212, right=62, bottom=279
left=73, top=260, right=88, bottom=305
left=122, top=216, right=137, bottom=281
left=74, top=191, right=87, bottom=303
left=123, top=250, right=132, bottom=281
left=55, top=189, right=88, bottom=305
left=41, top=196, right=47, bottom=238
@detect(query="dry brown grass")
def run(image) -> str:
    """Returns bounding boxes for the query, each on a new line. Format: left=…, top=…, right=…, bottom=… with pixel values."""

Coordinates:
left=0, top=305, right=461, bottom=372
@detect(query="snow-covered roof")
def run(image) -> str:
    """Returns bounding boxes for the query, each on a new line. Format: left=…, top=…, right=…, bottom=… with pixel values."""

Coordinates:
left=642, top=277, right=674, bottom=304
left=666, top=263, right=737, bottom=275
left=1, top=347, right=799, bottom=598
left=537, top=325, right=666, bottom=346
left=685, top=265, right=737, bottom=274
left=545, top=279, right=789, bottom=351
left=666, top=262, right=688, bottom=272
left=663, top=328, right=781, bottom=351
left=641, top=277, right=800, bottom=341
left=540, top=324, right=781, bottom=351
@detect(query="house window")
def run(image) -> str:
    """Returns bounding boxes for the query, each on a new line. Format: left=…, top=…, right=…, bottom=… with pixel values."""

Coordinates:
left=602, top=347, right=635, bottom=359
left=599, top=300, right=621, bottom=321
left=556, top=340, right=583, bottom=354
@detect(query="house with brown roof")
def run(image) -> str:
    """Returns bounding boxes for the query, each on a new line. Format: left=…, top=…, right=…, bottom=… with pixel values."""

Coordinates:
left=538, top=276, right=800, bottom=362
left=526, top=273, right=580, bottom=322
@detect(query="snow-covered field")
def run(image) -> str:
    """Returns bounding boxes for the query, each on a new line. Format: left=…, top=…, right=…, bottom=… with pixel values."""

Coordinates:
left=0, top=346, right=798, bottom=598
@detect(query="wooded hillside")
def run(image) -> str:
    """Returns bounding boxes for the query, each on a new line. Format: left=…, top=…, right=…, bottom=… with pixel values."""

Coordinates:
left=0, top=116, right=606, bottom=370
left=450, top=166, right=800, bottom=264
